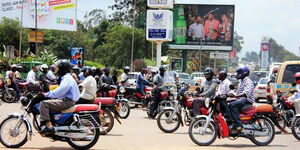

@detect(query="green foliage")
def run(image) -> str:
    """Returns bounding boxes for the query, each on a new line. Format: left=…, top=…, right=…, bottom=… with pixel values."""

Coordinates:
left=144, top=59, right=156, bottom=66
left=241, top=51, right=259, bottom=63
left=85, top=60, right=105, bottom=68
left=36, top=49, right=58, bottom=65
left=269, top=38, right=300, bottom=62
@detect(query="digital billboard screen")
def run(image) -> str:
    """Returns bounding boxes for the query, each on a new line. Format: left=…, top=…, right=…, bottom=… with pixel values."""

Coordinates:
left=171, top=4, right=235, bottom=51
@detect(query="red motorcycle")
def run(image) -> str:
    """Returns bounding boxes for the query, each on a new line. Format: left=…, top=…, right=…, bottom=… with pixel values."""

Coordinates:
left=125, top=86, right=153, bottom=108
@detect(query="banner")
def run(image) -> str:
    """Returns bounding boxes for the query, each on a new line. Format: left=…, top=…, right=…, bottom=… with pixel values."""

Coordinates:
left=70, top=47, right=83, bottom=67
left=171, top=4, right=234, bottom=51
left=0, top=0, right=77, bottom=31
left=261, top=42, right=269, bottom=70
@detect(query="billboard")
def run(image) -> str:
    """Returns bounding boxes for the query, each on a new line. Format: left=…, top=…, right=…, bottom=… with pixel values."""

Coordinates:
left=170, top=4, right=234, bottom=51
left=261, top=42, right=269, bottom=70
left=0, top=0, right=77, bottom=31
left=70, top=47, right=83, bottom=67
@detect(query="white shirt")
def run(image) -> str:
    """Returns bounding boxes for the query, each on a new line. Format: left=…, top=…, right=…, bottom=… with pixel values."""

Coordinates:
left=26, top=70, right=39, bottom=84
left=47, top=70, right=56, bottom=80
left=216, top=78, right=232, bottom=96
left=79, top=76, right=97, bottom=100
left=188, top=23, right=205, bottom=39
left=121, top=73, right=129, bottom=86
left=288, top=84, right=300, bottom=101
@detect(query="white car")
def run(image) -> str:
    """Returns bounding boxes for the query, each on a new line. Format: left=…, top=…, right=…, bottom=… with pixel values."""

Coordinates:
left=127, top=72, right=140, bottom=86
left=191, top=72, right=205, bottom=86
left=254, top=78, right=268, bottom=102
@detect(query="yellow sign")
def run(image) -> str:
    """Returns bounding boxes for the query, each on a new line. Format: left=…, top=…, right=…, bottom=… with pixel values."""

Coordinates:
left=28, top=31, right=44, bottom=43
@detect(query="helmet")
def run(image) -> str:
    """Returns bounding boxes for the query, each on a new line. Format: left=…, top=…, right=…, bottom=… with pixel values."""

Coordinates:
left=236, top=66, right=250, bottom=79
left=54, top=59, right=73, bottom=75
left=159, top=66, right=166, bottom=72
left=40, top=64, right=49, bottom=71
left=204, top=67, right=214, bottom=76
left=80, top=66, right=87, bottom=72
left=295, top=72, right=300, bottom=84
left=273, top=67, right=278, bottom=73
left=11, top=64, right=17, bottom=68
left=85, top=67, right=94, bottom=76
left=50, top=65, right=56, bottom=70
left=72, top=66, right=80, bottom=71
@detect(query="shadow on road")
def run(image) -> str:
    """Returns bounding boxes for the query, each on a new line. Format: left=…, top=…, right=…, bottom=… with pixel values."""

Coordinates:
left=2, top=146, right=108, bottom=150
left=210, top=144, right=287, bottom=148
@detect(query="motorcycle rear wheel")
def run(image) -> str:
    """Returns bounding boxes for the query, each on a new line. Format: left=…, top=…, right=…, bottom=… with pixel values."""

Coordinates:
left=99, top=110, right=114, bottom=135
left=0, top=116, right=28, bottom=148
left=188, top=118, right=217, bottom=146
left=291, top=117, right=300, bottom=141
left=3, top=89, right=17, bottom=103
left=157, top=110, right=181, bottom=133
left=250, top=116, right=275, bottom=146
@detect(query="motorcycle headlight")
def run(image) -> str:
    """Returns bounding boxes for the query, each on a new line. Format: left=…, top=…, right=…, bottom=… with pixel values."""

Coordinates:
left=119, top=87, right=126, bottom=93
left=205, top=98, right=210, bottom=108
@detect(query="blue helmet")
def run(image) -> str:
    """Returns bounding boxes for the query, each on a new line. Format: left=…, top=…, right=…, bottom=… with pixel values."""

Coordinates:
left=236, top=66, right=250, bottom=79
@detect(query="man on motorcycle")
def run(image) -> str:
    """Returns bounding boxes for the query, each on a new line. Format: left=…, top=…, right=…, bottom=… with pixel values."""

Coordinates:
left=79, top=66, right=87, bottom=81
left=47, top=65, right=57, bottom=82
left=38, top=64, right=50, bottom=92
left=71, top=66, right=80, bottom=84
left=39, top=59, right=80, bottom=135
left=148, top=66, right=166, bottom=118
left=7, top=64, right=20, bottom=98
left=228, top=66, right=254, bottom=132
left=192, top=67, right=217, bottom=117
left=136, top=68, right=150, bottom=96
left=121, top=66, right=130, bottom=86
left=77, top=67, right=97, bottom=104
left=26, top=65, right=40, bottom=85
left=287, top=72, right=300, bottom=115
left=215, top=71, right=232, bottom=97
left=99, top=67, right=115, bottom=96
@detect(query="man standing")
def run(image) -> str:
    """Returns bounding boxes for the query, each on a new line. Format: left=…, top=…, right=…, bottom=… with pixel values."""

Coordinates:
left=228, top=67, right=254, bottom=132
left=204, top=13, right=220, bottom=41
left=188, top=16, right=205, bottom=40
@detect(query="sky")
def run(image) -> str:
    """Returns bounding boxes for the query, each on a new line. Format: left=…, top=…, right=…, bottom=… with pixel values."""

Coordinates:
left=77, top=0, right=300, bottom=57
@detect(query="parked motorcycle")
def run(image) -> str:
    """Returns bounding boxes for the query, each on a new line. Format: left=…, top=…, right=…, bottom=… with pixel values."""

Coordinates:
left=188, top=96, right=277, bottom=146
left=125, top=86, right=153, bottom=108
left=156, top=86, right=208, bottom=133
left=0, top=78, right=17, bottom=103
left=0, top=94, right=101, bottom=149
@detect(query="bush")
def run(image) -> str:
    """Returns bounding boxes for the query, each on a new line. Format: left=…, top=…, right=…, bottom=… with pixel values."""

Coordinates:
left=85, top=60, right=105, bottom=68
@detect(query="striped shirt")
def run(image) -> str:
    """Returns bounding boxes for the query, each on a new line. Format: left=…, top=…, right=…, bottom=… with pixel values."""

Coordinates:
left=236, top=77, right=255, bottom=103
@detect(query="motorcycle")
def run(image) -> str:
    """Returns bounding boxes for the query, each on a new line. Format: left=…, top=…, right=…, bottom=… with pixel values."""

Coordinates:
left=0, top=94, right=101, bottom=149
left=156, top=86, right=209, bottom=133
left=291, top=114, right=300, bottom=140
left=188, top=96, right=277, bottom=146
left=125, top=86, right=153, bottom=108
left=0, top=78, right=17, bottom=103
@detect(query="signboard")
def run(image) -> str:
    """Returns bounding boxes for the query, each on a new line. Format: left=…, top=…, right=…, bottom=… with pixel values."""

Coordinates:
left=170, top=58, right=183, bottom=71
left=147, top=0, right=173, bottom=9
left=170, top=4, right=235, bottom=51
left=28, top=31, right=44, bottom=43
left=261, top=42, right=270, bottom=70
left=0, top=0, right=77, bottom=31
left=70, top=47, right=84, bottom=67
left=209, top=52, right=229, bottom=59
left=146, top=10, right=173, bottom=41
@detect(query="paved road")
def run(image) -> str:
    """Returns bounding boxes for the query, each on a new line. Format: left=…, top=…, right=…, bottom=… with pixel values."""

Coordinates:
left=0, top=103, right=299, bottom=150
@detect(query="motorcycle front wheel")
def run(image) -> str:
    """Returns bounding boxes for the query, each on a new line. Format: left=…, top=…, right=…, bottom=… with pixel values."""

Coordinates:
left=67, top=118, right=100, bottom=150
left=291, top=116, right=300, bottom=140
left=126, top=95, right=137, bottom=108
left=250, top=116, right=275, bottom=146
left=99, top=110, right=114, bottom=135
left=188, top=118, right=217, bottom=146
left=157, top=110, right=181, bottom=133
left=118, top=101, right=130, bottom=119
left=0, top=116, right=28, bottom=148
left=3, top=89, right=17, bottom=103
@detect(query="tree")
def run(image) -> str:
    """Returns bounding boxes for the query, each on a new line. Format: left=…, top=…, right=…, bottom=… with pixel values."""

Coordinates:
left=233, top=31, right=243, bottom=53
left=83, top=9, right=105, bottom=30
left=269, top=38, right=299, bottom=62
left=241, top=51, right=259, bottom=62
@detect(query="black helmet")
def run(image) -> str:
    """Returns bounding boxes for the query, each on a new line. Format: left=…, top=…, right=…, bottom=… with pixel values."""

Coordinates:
left=204, top=67, right=214, bottom=76
left=159, top=66, right=166, bottom=72
left=85, top=67, right=94, bottom=76
left=72, top=66, right=80, bottom=72
left=55, top=59, right=73, bottom=75
left=80, top=66, right=87, bottom=72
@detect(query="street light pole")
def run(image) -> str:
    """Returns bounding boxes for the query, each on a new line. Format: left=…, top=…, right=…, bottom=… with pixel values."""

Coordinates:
left=130, top=0, right=136, bottom=70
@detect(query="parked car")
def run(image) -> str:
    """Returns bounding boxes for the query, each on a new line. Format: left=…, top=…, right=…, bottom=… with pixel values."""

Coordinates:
left=127, top=72, right=140, bottom=86
left=249, top=71, right=268, bottom=86
left=254, top=78, right=268, bottom=102
left=178, top=73, right=195, bottom=86
left=191, top=72, right=205, bottom=86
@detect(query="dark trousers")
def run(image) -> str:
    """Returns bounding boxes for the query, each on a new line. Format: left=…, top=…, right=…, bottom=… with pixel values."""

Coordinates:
left=192, top=97, right=206, bottom=117
left=137, top=87, right=145, bottom=96
left=10, top=82, right=20, bottom=97
left=149, top=87, right=162, bottom=117
left=76, top=98, right=94, bottom=104
left=228, top=98, right=252, bottom=127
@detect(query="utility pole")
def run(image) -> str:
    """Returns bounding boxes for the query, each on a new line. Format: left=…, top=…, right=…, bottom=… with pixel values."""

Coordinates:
left=130, top=0, right=136, bottom=70
left=19, top=0, right=24, bottom=58
left=35, top=0, right=38, bottom=55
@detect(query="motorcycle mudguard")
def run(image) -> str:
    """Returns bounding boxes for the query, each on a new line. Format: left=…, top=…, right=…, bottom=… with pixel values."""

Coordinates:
left=162, top=107, right=176, bottom=111
left=119, top=98, right=128, bottom=102
left=8, top=113, right=32, bottom=138
left=194, top=115, right=214, bottom=122
left=217, top=113, right=229, bottom=137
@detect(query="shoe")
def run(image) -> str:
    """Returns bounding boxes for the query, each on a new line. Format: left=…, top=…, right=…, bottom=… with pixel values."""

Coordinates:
left=40, top=126, right=55, bottom=136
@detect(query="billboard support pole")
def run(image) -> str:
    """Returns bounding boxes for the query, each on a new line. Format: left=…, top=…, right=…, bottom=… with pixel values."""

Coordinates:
left=156, top=42, right=162, bottom=67
left=35, top=0, right=38, bottom=55
left=19, top=0, right=24, bottom=58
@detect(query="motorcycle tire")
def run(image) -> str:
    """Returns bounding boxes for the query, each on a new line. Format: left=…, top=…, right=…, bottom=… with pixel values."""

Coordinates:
left=119, top=101, right=130, bottom=119
left=291, top=117, right=300, bottom=141
left=2, top=89, right=17, bottom=103
left=126, top=95, right=137, bottom=108
left=188, top=117, right=217, bottom=146
left=99, top=110, right=114, bottom=135
left=250, top=116, right=275, bottom=146
left=0, top=116, right=28, bottom=148
left=157, top=110, right=181, bottom=133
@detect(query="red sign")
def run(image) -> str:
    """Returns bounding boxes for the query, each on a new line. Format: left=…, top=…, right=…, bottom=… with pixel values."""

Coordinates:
left=229, top=48, right=237, bottom=59
left=49, top=0, right=71, bottom=6
left=261, top=43, right=269, bottom=51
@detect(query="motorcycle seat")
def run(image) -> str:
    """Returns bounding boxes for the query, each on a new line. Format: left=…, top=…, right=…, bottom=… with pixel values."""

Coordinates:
left=18, top=82, right=29, bottom=87
left=61, top=104, right=99, bottom=113
left=94, top=97, right=115, bottom=105
left=240, top=105, right=256, bottom=115
left=256, top=104, right=274, bottom=113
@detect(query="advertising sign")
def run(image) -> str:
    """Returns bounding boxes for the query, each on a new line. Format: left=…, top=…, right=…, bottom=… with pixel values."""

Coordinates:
left=146, top=10, right=173, bottom=41
left=28, top=31, right=44, bottom=43
left=170, top=58, right=183, bottom=71
left=209, top=51, right=229, bottom=59
left=261, top=42, right=269, bottom=70
left=70, top=47, right=83, bottom=67
left=147, top=0, right=173, bottom=9
left=0, top=0, right=77, bottom=31
left=169, top=4, right=235, bottom=51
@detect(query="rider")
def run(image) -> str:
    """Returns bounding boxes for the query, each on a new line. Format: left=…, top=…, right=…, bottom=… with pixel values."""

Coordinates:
left=287, top=72, right=300, bottom=115
left=71, top=66, right=81, bottom=84
left=47, top=65, right=57, bottom=82
left=215, top=71, right=232, bottom=97
left=99, top=67, right=115, bottom=96
left=148, top=66, right=166, bottom=118
left=228, top=66, right=255, bottom=132
left=7, top=64, right=20, bottom=97
left=121, top=66, right=130, bottom=86
left=39, top=64, right=50, bottom=92
left=136, top=68, right=150, bottom=96
left=79, top=66, right=87, bottom=81
left=77, top=67, right=97, bottom=104
left=39, top=59, right=80, bottom=135
left=26, top=65, right=40, bottom=90
left=192, top=67, right=217, bottom=117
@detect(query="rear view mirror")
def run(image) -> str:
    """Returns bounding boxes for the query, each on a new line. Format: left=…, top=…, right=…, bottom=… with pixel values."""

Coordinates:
left=229, top=85, right=235, bottom=90
left=292, top=82, right=297, bottom=87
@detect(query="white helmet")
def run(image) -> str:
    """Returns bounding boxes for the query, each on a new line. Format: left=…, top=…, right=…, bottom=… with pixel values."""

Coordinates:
left=40, top=64, right=49, bottom=71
